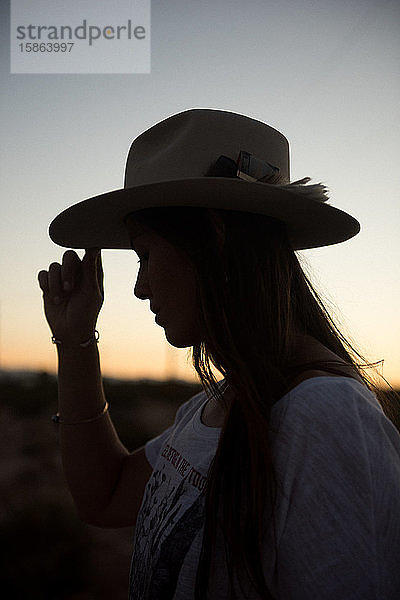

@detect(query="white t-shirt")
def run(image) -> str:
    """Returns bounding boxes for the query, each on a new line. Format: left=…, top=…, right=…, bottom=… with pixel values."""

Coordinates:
left=129, top=377, right=400, bottom=599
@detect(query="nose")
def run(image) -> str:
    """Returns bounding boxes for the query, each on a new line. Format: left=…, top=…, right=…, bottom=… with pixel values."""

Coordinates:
left=134, top=265, right=150, bottom=300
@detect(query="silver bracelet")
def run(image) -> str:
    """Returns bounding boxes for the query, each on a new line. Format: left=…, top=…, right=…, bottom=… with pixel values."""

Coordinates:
left=51, top=329, right=100, bottom=348
left=52, top=400, right=109, bottom=425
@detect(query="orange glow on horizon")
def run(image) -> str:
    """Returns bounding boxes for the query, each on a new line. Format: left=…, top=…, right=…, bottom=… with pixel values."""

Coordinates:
left=1, top=343, right=398, bottom=389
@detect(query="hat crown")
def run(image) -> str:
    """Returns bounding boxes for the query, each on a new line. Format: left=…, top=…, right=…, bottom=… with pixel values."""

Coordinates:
left=49, top=108, right=360, bottom=251
left=124, top=109, right=290, bottom=188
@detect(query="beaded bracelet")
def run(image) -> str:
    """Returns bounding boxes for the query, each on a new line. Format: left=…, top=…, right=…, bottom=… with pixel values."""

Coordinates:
left=51, top=329, right=100, bottom=348
left=52, top=400, right=109, bottom=425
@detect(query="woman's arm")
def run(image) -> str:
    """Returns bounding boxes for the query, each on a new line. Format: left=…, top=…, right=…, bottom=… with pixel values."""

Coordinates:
left=38, top=249, right=152, bottom=526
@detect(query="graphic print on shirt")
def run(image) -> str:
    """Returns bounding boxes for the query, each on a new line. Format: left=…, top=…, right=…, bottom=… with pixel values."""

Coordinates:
left=147, top=493, right=204, bottom=599
left=129, top=445, right=207, bottom=600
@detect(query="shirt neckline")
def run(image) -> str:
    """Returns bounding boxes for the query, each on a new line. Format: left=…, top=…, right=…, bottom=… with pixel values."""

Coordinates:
left=192, top=376, right=368, bottom=433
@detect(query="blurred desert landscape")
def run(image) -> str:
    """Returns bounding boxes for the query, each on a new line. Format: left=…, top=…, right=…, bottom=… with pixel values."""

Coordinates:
left=0, top=371, right=201, bottom=599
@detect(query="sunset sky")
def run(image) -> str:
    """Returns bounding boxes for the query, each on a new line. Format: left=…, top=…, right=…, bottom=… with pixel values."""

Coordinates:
left=1, top=0, right=399, bottom=387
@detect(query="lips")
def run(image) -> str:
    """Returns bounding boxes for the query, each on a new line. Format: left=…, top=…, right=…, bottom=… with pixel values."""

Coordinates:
left=155, top=311, right=164, bottom=325
left=151, top=305, right=163, bottom=324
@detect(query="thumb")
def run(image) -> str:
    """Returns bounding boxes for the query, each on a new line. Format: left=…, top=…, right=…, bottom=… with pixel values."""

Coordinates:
left=83, top=248, right=103, bottom=293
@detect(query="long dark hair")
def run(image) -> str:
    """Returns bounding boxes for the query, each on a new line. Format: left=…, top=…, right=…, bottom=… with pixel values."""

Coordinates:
left=130, top=206, right=399, bottom=599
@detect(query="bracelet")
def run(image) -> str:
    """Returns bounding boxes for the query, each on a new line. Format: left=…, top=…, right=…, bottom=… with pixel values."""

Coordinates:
left=52, top=330, right=100, bottom=348
left=52, top=400, right=109, bottom=425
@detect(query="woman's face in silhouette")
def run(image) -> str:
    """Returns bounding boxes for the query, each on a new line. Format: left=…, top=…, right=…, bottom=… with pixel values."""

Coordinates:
left=125, top=215, right=202, bottom=348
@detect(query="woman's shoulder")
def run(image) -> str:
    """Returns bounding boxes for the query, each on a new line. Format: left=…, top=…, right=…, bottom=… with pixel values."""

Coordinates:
left=271, top=375, right=385, bottom=434
left=282, top=373, right=378, bottom=403
left=271, top=374, right=400, bottom=486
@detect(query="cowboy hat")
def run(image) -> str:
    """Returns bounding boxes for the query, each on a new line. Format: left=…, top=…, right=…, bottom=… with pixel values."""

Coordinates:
left=49, top=108, right=360, bottom=250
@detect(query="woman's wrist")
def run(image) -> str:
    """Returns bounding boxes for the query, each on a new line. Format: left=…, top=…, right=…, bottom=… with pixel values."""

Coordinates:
left=55, top=331, right=105, bottom=422
left=52, top=329, right=99, bottom=348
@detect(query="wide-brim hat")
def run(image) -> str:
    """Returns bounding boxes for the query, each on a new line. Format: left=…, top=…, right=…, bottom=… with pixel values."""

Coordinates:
left=49, top=108, right=360, bottom=251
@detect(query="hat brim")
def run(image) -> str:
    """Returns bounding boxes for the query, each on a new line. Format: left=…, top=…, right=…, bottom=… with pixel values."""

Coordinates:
left=49, top=177, right=360, bottom=251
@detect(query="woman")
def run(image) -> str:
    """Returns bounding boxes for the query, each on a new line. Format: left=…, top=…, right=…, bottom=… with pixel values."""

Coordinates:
left=38, top=109, right=400, bottom=599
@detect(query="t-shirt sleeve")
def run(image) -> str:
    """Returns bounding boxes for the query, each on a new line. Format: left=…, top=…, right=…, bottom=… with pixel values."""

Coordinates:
left=271, top=381, right=400, bottom=600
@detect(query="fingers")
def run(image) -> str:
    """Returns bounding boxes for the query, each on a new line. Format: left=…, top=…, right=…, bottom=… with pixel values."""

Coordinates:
left=38, top=269, right=49, bottom=294
left=48, top=262, right=63, bottom=303
left=38, top=250, right=81, bottom=302
left=61, top=250, right=81, bottom=292
left=38, top=249, right=103, bottom=302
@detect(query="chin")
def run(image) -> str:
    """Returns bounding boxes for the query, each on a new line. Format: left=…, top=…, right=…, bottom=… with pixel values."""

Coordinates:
left=164, top=327, right=201, bottom=349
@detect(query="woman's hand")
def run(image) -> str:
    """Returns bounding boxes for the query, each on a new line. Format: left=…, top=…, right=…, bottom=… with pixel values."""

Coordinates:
left=38, top=248, right=104, bottom=344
